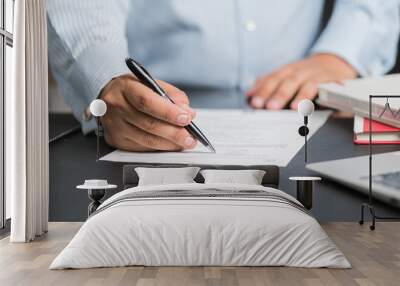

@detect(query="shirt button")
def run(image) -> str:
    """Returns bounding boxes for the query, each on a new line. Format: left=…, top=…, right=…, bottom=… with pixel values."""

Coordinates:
left=245, top=20, right=257, bottom=32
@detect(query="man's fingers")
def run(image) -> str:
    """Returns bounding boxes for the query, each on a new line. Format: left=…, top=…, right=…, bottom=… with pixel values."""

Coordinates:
left=100, top=75, right=199, bottom=152
left=106, top=115, right=184, bottom=151
left=102, top=116, right=154, bottom=151
left=246, top=77, right=264, bottom=97
left=105, top=133, right=154, bottom=152
left=247, top=66, right=294, bottom=109
left=123, top=121, right=186, bottom=151
left=249, top=75, right=281, bottom=108
left=290, top=81, right=318, bottom=110
left=157, top=81, right=196, bottom=117
left=103, top=108, right=191, bottom=151
left=123, top=81, right=193, bottom=126
left=246, top=74, right=277, bottom=99
left=157, top=80, right=189, bottom=104
left=248, top=65, right=294, bottom=94
left=265, top=73, right=307, bottom=109
left=176, top=103, right=196, bottom=118
left=123, top=108, right=197, bottom=149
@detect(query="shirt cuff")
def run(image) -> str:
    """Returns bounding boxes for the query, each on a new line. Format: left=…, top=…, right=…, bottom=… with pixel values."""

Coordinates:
left=310, top=4, right=373, bottom=77
left=67, top=42, right=130, bottom=133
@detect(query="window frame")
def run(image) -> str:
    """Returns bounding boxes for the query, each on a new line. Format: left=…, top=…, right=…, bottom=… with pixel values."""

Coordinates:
left=0, top=0, right=13, bottom=230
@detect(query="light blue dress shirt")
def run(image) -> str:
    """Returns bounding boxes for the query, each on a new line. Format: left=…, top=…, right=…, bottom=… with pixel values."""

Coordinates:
left=47, top=0, right=400, bottom=133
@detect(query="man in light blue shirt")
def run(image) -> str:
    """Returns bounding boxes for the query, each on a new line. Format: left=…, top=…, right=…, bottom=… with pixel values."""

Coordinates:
left=47, top=0, right=400, bottom=151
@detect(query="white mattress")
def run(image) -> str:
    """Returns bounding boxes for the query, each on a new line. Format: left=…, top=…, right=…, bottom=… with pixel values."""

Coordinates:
left=50, top=183, right=350, bottom=269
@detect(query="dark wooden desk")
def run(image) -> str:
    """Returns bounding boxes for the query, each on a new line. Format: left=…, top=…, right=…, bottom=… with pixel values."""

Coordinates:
left=49, top=113, right=400, bottom=222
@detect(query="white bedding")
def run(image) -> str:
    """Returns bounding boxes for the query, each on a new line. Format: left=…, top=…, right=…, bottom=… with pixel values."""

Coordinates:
left=50, top=183, right=350, bottom=269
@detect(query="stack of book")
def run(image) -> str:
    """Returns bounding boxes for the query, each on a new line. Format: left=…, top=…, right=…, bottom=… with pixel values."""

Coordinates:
left=317, top=74, right=400, bottom=145
left=353, top=116, right=400, bottom=144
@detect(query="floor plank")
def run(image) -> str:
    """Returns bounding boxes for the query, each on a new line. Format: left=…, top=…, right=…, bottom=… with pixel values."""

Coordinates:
left=0, top=222, right=399, bottom=286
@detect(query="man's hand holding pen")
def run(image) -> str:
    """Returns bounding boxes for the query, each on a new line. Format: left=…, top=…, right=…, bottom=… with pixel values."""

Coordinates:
left=99, top=74, right=198, bottom=152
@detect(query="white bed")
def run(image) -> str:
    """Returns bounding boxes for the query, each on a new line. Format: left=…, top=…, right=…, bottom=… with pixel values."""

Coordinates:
left=50, top=183, right=350, bottom=269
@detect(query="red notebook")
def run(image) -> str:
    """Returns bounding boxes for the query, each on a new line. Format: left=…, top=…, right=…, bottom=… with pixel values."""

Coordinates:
left=354, top=116, right=400, bottom=144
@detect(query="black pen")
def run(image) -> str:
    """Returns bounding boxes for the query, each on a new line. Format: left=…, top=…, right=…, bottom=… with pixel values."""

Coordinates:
left=125, top=57, right=216, bottom=153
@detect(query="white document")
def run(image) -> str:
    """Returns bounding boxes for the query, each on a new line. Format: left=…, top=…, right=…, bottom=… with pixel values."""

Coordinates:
left=101, top=109, right=331, bottom=166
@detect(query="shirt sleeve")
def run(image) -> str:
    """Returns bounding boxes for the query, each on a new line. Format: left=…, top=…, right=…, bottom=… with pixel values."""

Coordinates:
left=47, top=0, right=131, bottom=133
left=310, top=0, right=400, bottom=76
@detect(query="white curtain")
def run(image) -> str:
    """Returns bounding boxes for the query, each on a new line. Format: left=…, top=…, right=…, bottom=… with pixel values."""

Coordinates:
left=7, top=0, right=49, bottom=242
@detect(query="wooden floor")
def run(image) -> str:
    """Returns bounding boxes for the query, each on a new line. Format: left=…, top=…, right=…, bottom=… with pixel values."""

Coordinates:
left=1, top=222, right=400, bottom=286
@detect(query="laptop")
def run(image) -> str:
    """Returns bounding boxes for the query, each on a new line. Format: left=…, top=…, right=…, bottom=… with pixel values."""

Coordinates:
left=306, top=151, right=400, bottom=207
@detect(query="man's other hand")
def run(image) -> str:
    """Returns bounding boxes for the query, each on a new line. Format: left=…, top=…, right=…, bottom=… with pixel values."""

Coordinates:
left=246, top=53, right=357, bottom=110
left=99, top=75, right=197, bottom=151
